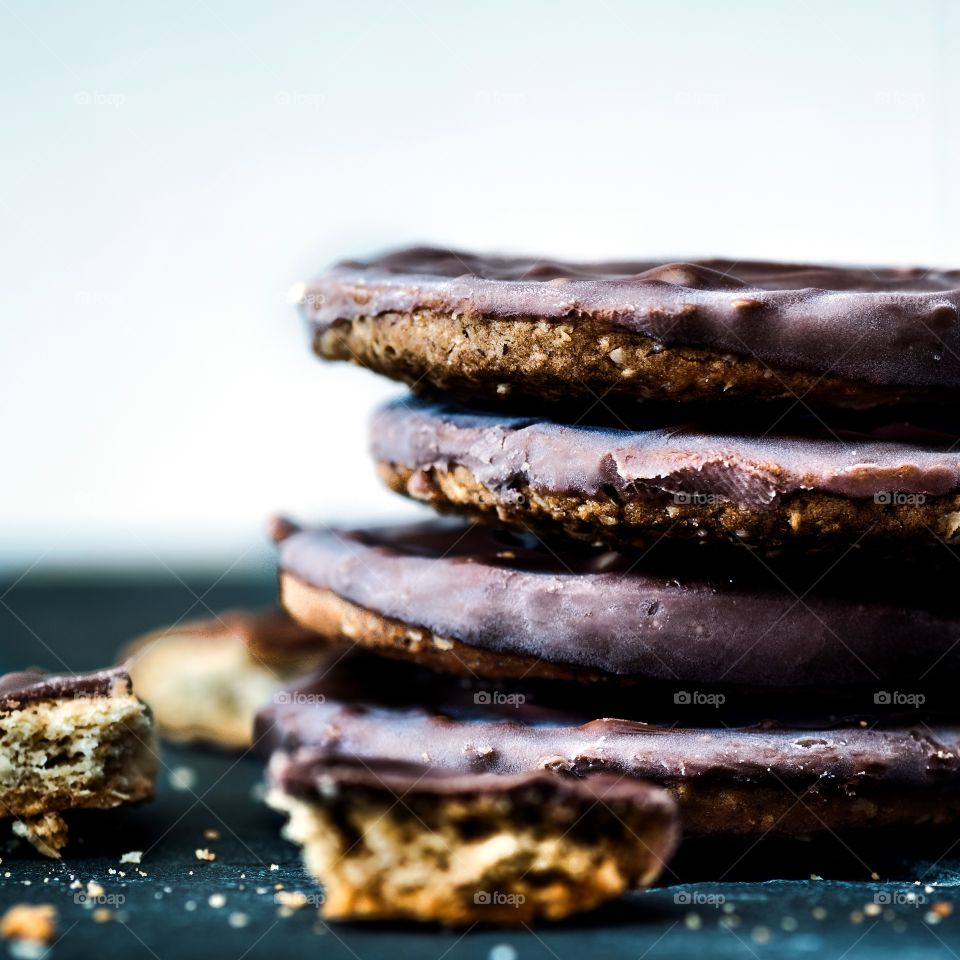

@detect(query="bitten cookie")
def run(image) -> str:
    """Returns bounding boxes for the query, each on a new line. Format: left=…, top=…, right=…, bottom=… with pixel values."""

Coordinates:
left=256, top=651, right=960, bottom=837
left=300, top=246, right=960, bottom=409
left=0, top=667, right=157, bottom=857
left=265, top=759, right=678, bottom=925
left=274, top=519, right=960, bottom=691
left=123, top=610, right=332, bottom=750
left=372, top=396, right=960, bottom=550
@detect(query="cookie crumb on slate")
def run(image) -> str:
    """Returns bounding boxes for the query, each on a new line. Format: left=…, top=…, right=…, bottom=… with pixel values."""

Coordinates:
left=0, top=903, right=57, bottom=943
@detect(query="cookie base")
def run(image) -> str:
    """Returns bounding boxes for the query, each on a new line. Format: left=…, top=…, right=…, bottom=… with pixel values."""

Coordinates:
left=0, top=693, right=157, bottom=857
left=266, top=777, right=677, bottom=924
left=315, top=310, right=941, bottom=410
left=125, top=616, right=329, bottom=750
left=377, top=460, right=960, bottom=551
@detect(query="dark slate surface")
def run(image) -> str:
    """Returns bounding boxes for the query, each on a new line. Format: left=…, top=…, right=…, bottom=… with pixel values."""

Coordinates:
left=1, top=574, right=960, bottom=959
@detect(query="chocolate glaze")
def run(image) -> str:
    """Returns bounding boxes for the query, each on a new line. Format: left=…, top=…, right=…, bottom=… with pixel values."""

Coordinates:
left=276, top=518, right=960, bottom=687
left=372, top=397, right=960, bottom=508
left=256, top=653, right=960, bottom=794
left=0, top=666, right=132, bottom=710
left=272, top=754, right=674, bottom=815
left=304, top=247, right=960, bottom=388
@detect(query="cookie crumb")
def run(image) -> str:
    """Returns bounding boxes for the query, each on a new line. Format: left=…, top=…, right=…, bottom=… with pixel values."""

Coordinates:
left=275, top=891, right=309, bottom=910
left=195, top=849, right=216, bottom=862
left=203, top=829, right=220, bottom=841
left=169, top=766, right=197, bottom=791
left=119, top=851, right=142, bottom=865
left=0, top=904, right=57, bottom=943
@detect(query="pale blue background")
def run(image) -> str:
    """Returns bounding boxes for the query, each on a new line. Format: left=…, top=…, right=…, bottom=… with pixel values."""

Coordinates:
left=1, top=0, right=957, bottom=571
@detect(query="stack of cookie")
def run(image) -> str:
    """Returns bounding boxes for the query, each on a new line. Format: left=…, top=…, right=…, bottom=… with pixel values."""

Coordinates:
left=258, top=248, right=960, bottom=924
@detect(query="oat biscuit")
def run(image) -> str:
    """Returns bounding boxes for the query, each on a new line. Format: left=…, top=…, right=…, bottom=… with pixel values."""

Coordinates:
left=0, top=667, right=157, bottom=857
left=372, top=397, right=960, bottom=550
left=257, top=653, right=960, bottom=837
left=302, top=247, right=960, bottom=409
left=265, top=759, right=678, bottom=924
left=123, top=610, right=332, bottom=749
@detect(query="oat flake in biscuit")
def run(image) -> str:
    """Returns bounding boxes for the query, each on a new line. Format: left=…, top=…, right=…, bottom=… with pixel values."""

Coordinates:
left=301, top=246, right=960, bottom=409
left=372, top=396, right=960, bottom=550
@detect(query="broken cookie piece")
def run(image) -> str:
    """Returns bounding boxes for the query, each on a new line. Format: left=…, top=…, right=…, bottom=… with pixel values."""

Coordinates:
left=123, top=610, right=332, bottom=749
left=0, top=903, right=57, bottom=944
left=265, top=757, right=679, bottom=925
left=0, top=666, right=157, bottom=857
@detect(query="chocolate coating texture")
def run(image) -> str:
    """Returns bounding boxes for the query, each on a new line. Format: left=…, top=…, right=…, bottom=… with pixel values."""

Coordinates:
left=0, top=666, right=132, bottom=710
left=372, top=397, right=960, bottom=509
left=304, top=247, right=960, bottom=389
left=256, top=653, right=960, bottom=812
left=277, top=519, right=960, bottom=687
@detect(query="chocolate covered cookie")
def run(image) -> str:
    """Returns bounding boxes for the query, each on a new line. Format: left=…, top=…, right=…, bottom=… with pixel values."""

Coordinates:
left=266, top=760, right=678, bottom=924
left=274, top=519, right=960, bottom=690
left=372, top=397, right=960, bottom=550
left=0, top=667, right=157, bottom=857
left=257, top=652, right=960, bottom=836
left=301, top=246, right=960, bottom=409
left=124, top=610, right=333, bottom=750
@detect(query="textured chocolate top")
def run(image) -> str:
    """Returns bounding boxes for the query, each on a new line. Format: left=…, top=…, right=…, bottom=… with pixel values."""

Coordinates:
left=303, top=247, right=960, bottom=387
left=257, top=654, right=960, bottom=792
left=372, top=397, right=960, bottom=508
left=277, top=519, right=960, bottom=687
left=0, top=666, right=132, bottom=709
